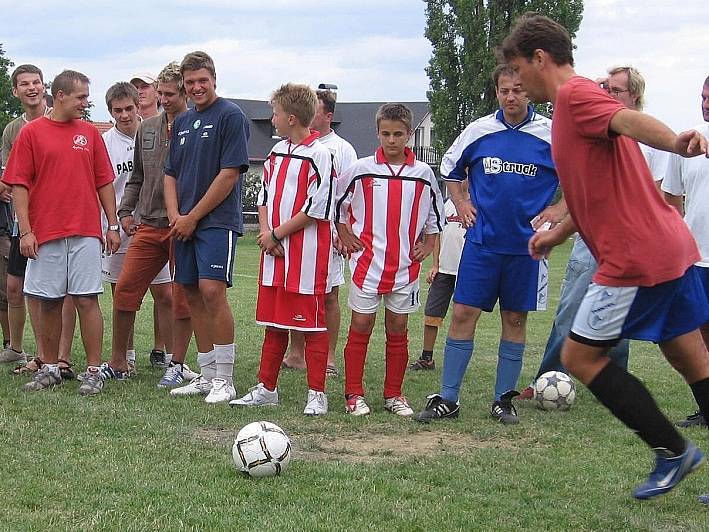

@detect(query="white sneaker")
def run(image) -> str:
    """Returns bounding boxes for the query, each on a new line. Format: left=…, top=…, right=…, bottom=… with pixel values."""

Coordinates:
left=204, top=378, right=236, bottom=404
left=303, top=389, right=328, bottom=416
left=182, top=364, right=199, bottom=381
left=384, top=395, right=414, bottom=416
left=345, top=394, right=371, bottom=416
left=170, top=375, right=212, bottom=397
left=229, top=382, right=279, bottom=407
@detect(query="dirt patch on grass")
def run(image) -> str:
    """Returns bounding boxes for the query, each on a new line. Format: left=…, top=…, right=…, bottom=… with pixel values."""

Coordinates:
left=193, top=428, right=525, bottom=464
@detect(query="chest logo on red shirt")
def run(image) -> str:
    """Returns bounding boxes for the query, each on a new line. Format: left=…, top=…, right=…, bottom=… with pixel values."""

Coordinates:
left=72, top=135, right=89, bottom=152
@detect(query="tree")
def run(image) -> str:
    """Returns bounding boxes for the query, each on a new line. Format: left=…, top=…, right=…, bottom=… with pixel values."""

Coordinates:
left=425, top=1, right=584, bottom=152
left=0, top=43, right=23, bottom=132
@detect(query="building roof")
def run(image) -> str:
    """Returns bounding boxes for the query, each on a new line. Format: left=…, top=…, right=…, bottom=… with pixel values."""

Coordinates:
left=229, top=98, right=430, bottom=164
left=91, top=121, right=114, bottom=135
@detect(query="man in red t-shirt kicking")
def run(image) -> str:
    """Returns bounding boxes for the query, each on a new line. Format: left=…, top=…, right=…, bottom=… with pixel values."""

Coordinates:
left=501, top=13, right=709, bottom=502
left=2, top=70, right=121, bottom=396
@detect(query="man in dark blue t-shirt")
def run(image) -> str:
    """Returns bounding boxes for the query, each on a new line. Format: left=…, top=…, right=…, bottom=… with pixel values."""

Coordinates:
left=164, top=50, right=250, bottom=405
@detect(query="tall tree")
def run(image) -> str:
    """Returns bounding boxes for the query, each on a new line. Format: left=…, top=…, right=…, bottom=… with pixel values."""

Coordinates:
left=0, top=43, right=23, bottom=132
left=425, top=1, right=584, bottom=152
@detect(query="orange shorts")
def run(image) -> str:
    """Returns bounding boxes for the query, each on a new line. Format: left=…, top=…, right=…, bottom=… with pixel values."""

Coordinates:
left=255, top=285, right=326, bottom=331
left=113, top=225, right=190, bottom=319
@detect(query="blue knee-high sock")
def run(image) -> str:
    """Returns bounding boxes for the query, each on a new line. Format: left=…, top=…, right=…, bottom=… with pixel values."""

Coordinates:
left=440, top=337, right=474, bottom=402
left=494, top=340, right=525, bottom=401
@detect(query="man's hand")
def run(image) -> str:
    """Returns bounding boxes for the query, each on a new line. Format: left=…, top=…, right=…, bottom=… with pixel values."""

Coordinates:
left=532, top=200, right=567, bottom=231
left=675, top=129, right=708, bottom=158
left=170, top=214, right=197, bottom=241
left=426, top=265, right=439, bottom=284
left=20, top=232, right=38, bottom=259
left=0, top=183, right=12, bottom=203
left=454, top=199, right=477, bottom=228
left=528, top=226, right=568, bottom=260
left=335, top=223, right=364, bottom=255
left=412, top=237, right=435, bottom=263
left=120, top=215, right=138, bottom=236
left=256, top=229, right=284, bottom=257
left=105, top=230, right=121, bottom=254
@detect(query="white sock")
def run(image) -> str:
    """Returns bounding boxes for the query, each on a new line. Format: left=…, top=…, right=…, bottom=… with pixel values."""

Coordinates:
left=197, top=350, right=216, bottom=382
left=165, top=353, right=173, bottom=365
left=214, top=343, right=235, bottom=384
left=126, top=350, right=136, bottom=364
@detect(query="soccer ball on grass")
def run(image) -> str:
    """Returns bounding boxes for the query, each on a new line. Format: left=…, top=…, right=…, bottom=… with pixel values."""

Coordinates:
left=232, top=421, right=292, bottom=478
left=533, top=371, right=576, bottom=411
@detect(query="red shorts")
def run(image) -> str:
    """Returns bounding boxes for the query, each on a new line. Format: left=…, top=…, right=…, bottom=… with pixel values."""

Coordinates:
left=113, top=225, right=190, bottom=319
left=256, top=285, right=326, bottom=331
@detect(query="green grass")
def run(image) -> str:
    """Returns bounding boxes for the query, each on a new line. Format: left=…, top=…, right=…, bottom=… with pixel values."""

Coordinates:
left=0, top=236, right=707, bottom=531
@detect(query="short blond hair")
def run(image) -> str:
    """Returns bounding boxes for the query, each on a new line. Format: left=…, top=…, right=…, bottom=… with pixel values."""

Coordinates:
left=158, top=61, right=184, bottom=93
left=608, top=65, right=646, bottom=111
left=375, top=103, right=413, bottom=131
left=271, top=83, right=317, bottom=127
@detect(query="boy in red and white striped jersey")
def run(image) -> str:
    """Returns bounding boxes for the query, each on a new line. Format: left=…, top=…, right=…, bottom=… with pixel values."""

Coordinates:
left=230, top=83, right=334, bottom=415
left=336, top=103, right=445, bottom=416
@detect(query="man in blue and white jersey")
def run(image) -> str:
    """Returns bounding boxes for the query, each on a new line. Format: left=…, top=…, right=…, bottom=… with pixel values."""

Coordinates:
left=415, top=64, right=561, bottom=424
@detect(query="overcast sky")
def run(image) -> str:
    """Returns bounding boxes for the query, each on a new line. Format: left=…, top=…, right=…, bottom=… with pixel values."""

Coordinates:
left=1, top=0, right=705, bottom=130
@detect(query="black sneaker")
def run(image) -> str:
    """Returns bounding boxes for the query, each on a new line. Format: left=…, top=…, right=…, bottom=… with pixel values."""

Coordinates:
left=408, top=358, right=435, bottom=371
left=491, top=392, right=520, bottom=425
left=675, top=410, right=707, bottom=428
left=149, top=349, right=167, bottom=368
left=413, top=393, right=460, bottom=423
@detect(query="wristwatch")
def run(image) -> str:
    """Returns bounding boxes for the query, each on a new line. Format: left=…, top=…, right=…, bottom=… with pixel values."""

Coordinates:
left=108, top=224, right=120, bottom=231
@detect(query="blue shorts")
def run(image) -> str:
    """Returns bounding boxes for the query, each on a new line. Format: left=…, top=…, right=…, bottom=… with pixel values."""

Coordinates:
left=453, top=240, right=548, bottom=312
left=571, top=265, right=709, bottom=346
left=174, top=227, right=237, bottom=287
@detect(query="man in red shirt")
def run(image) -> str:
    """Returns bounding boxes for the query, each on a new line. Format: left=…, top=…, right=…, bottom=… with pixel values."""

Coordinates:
left=501, top=13, right=709, bottom=502
left=2, top=70, right=121, bottom=395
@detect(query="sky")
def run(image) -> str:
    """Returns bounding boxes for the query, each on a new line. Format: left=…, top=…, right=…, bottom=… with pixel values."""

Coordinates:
left=1, top=0, right=706, bottom=130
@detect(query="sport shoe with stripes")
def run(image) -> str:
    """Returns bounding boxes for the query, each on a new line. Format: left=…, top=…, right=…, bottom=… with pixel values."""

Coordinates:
left=384, top=396, right=414, bottom=416
left=303, top=389, right=328, bottom=416
left=633, top=442, right=705, bottom=500
left=413, top=393, right=460, bottom=423
left=345, top=394, right=370, bottom=416
left=230, top=383, right=279, bottom=407
left=23, top=365, right=61, bottom=391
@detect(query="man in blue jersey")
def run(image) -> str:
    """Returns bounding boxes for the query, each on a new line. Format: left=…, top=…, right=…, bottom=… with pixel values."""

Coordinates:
left=415, top=64, right=561, bottom=424
left=164, top=51, right=250, bottom=405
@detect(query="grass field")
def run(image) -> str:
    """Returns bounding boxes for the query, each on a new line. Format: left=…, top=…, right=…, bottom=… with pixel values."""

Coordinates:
left=0, top=236, right=706, bottom=531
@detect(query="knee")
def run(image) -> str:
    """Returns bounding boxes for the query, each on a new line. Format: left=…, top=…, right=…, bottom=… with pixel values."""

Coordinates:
left=151, top=285, right=173, bottom=307
left=71, top=295, right=98, bottom=312
left=199, top=283, right=227, bottom=306
left=350, top=314, right=374, bottom=335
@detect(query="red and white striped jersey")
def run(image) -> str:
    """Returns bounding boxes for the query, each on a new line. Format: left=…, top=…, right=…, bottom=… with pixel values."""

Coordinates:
left=336, top=147, right=444, bottom=294
left=258, top=131, right=335, bottom=295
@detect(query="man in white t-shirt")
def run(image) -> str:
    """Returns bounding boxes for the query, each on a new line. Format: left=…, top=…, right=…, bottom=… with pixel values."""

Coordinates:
left=662, top=75, right=709, bottom=430
left=282, top=89, right=357, bottom=377
left=100, top=82, right=173, bottom=377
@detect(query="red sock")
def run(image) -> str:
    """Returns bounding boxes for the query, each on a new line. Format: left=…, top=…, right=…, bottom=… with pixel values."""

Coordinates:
left=344, top=327, right=371, bottom=397
left=384, top=330, right=409, bottom=398
left=304, top=331, right=328, bottom=392
left=257, top=328, right=289, bottom=391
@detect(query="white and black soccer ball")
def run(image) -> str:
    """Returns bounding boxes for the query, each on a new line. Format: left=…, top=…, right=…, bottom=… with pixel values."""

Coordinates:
left=232, top=421, right=292, bottom=478
left=533, top=371, right=576, bottom=411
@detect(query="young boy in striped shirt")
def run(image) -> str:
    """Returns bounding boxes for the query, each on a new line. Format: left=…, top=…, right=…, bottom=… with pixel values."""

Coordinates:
left=230, top=84, right=334, bottom=415
left=336, top=103, right=444, bottom=416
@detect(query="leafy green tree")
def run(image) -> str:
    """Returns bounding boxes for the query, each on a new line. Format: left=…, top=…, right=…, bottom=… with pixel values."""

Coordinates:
left=0, top=43, right=23, bottom=132
left=425, top=1, right=584, bottom=152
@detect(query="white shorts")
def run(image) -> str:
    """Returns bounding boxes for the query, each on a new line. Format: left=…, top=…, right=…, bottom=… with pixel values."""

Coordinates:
left=348, top=280, right=420, bottom=314
left=25, top=236, right=103, bottom=299
left=102, top=252, right=172, bottom=285
left=329, top=252, right=345, bottom=288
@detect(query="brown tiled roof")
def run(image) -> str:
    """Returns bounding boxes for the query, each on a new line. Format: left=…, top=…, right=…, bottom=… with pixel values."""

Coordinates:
left=91, top=121, right=113, bottom=135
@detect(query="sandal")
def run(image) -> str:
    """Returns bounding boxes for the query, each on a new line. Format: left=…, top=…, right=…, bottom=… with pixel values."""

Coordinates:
left=12, top=357, right=43, bottom=376
left=326, top=364, right=339, bottom=378
left=58, top=359, right=75, bottom=380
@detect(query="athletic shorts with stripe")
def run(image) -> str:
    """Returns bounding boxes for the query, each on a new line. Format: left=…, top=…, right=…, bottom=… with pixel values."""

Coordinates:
left=174, top=227, right=237, bottom=287
left=348, top=280, right=421, bottom=314
left=256, top=285, right=326, bottom=332
left=453, top=240, right=548, bottom=312
left=571, top=265, right=709, bottom=346
left=113, top=225, right=190, bottom=320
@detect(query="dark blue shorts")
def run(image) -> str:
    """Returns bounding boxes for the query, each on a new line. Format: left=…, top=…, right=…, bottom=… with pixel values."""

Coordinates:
left=453, top=240, right=548, bottom=312
left=174, top=227, right=237, bottom=287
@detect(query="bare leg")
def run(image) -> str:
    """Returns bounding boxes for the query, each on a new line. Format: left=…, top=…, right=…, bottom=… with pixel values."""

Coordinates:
left=58, top=295, right=76, bottom=362
left=27, top=292, right=42, bottom=358
left=37, top=297, right=63, bottom=364
left=182, top=284, right=213, bottom=353
left=149, top=283, right=174, bottom=354
left=72, top=295, right=104, bottom=367
left=283, top=332, right=306, bottom=369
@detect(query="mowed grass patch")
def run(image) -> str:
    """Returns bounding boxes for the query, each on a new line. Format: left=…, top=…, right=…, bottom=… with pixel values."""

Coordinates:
left=0, top=236, right=707, bottom=531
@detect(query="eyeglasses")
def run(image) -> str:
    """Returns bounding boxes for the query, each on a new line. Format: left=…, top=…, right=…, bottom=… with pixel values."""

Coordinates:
left=607, top=87, right=630, bottom=96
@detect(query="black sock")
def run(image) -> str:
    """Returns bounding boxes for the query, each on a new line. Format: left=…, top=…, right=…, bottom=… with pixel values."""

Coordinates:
left=588, top=362, right=686, bottom=455
left=690, top=377, right=709, bottom=423
left=420, top=350, right=433, bottom=362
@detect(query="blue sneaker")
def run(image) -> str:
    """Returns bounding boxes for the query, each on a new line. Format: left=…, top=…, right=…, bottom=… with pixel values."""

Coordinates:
left=158, top=364, right=184, bottom=389
left=699, top=493, right=709, bottom=504
left=633, top=442, right=705, bottom=500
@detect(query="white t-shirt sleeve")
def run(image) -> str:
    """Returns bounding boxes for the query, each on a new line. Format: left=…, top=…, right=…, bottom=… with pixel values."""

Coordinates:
left=660, top=152, right=685, bottom=196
